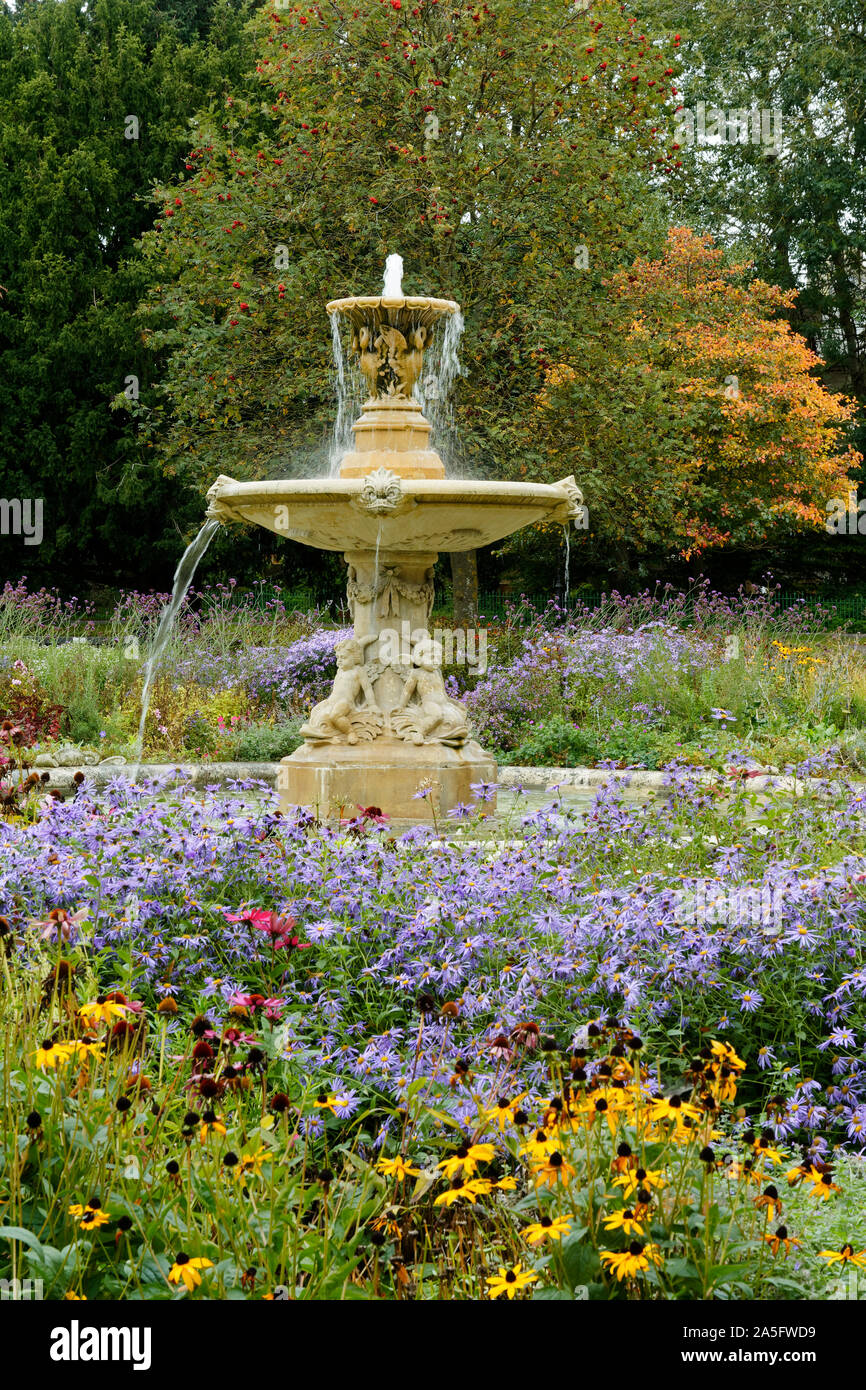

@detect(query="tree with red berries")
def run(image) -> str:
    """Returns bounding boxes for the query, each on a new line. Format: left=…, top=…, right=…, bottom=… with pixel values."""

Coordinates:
left=138, top=0, right=680, bottom=601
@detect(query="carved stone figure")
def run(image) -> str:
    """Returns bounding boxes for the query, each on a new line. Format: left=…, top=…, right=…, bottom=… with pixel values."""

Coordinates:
left=391, top=638, right=469, bottom=747
left=300, top=636, right=383, bottom=745
left=350, top=321, right=431, bottom=401
left=375, top=325, right=408, bottom=396
left=556, top=475, right=586, bottom=521
left=354, top=326, right=382, bottom=400
left=357, top=468, right=403, bottom=514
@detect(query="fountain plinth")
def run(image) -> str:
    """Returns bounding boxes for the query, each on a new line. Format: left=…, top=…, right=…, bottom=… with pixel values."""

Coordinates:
left=206, top=268, right=585, bottom=823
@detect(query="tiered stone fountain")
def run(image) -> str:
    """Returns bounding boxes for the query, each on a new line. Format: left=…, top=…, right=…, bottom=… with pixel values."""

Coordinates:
left=206, top=260, right=584, bottom=821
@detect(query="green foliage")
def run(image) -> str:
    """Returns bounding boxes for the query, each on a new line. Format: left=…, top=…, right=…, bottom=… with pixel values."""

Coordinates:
left=642, top=0, right=866, bottom=448
left=0, top=0, right=256, bottom=589
left=509, top=717, right=599, bottom=768
left=228, top=719, right=302, bottom=761
left=63, top=693, right=105, bottom=746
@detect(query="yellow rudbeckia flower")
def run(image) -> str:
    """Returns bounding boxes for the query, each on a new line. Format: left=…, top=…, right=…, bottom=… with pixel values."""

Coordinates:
left=486, top=1263, right=538, bottom=1299
left=377, top=1155, right=422, bottom=1181
left=523, top=1214, right=572, bottom=1245
left=168, top=1254, right=214, bottom=1292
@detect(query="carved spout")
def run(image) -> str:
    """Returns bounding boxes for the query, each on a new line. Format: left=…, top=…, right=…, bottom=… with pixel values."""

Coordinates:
left=205, top=474, right=241, bottom=524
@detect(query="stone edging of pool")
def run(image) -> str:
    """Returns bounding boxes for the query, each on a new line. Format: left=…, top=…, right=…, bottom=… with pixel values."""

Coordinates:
left=25, top=761, right=832, bottom=795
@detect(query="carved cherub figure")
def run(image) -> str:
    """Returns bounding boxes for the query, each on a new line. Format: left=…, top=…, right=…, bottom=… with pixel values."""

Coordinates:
left=392, top=638, right=469, bottom=746
left=399, top=326, right=429, bottom=398
left=355, top=326, right=383, bottom=399
left=375, top=325, right=409, bottom=395
left=300, top=636, right=382, bottom=744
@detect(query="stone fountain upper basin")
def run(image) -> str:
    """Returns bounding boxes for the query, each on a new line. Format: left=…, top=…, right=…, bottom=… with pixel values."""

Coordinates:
left=205, top=473, right=581, bottom=553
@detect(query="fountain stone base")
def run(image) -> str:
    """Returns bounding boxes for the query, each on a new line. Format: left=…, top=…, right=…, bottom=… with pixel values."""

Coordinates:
left=278, top=738, right=496, bottom=823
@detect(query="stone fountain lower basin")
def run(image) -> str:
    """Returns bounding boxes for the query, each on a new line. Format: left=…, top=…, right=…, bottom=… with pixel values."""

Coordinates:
left=205, top=474, right=580, bottom=552
left=205, top=469, right=584, bottom=822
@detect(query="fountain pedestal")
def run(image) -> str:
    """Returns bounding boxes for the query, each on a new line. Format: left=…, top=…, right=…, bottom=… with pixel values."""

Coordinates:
left=279, top=539, right=496, bottom=821
left=280, top=738, right=495, bottom=823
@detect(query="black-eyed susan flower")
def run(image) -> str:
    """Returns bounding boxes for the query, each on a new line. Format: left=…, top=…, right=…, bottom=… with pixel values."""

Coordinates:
left=484, top=1093, right=528, bottom=1131
left=370, top=1214, right=401, bottom=1243
left=603, top=1208, right=645, bottom=1236
left=235, top=1148, right=269, bottom=1181
left=437, top=1142, right=494, bottom=1179
left=530, top=1150, right=575, bottom=1189
left=433, top=1180, right=482, bottom=1207
left=805, top=1168, right=841, bottom=1201
left=377, top=1155, right=422, bottom=1181
left=63, top=1291, right=87, bottom=1300
left=819, top=1244, right=866, bottom=1268
left=79, top=998, right=129, bottom=1027
left=199, top=1111, right=227, bottom=1142
left=601, top=1240, right=663, bottom=1281
left=34, top=1039, right=74, bottom=1070
left=486, top=1263, right=538, bottom=1299
left=463, top=1177, right=494, bottom=1197
left=613, top=1165, right=666, bottom=1197
left=764, top=1225, right=801, bottom=1256
left=753, top=1184, right=783, bottom=1220
left=710, top=1040, right=745, bottom=1072
left=519, top=1127, right=558, bottom=1159
left=68, top=1200, right=110, bottom=1229
left=523, top=1214, right=572, bottom=1245
left=752, top=1139, right=784, bottom=1167
left=313, top=1092, right=339, bottom=1113
left=168, top=1253, right=214, bottom=1292
left=648, top=1094, right=702, bottom=1124
left=611, top=1141, right=636, bottom=1175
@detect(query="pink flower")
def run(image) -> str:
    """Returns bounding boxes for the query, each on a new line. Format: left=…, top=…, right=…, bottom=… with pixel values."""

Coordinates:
left=32, top=906, right=88, bottom=943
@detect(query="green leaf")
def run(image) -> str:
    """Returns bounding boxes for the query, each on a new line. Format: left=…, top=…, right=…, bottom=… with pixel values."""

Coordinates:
left=0, top=1226, right=44, bottom=1254
left=561, top=1234, right=600, bottom=1290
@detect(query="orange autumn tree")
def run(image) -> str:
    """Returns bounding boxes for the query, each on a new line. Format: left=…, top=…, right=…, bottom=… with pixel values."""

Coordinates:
left=527, top=228, right=860, bottom=570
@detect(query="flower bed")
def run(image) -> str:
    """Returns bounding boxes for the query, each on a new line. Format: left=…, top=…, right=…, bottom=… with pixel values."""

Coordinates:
left=2, top=766, right=866, bottom=1299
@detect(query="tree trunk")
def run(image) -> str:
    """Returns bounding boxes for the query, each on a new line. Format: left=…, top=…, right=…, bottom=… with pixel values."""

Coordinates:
left=449, top=550, right=478, bottom=627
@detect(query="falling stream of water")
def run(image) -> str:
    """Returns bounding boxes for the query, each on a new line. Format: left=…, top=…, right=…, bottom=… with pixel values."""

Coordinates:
left=373, top=519, right=382, bottom=598
left=563, top=524, right=571, bottom=606
left=130, top=519, right=220, bottom=782
left=328, top=311, right=363, bottom=476
left=417, top=309, right=464, bottom=470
